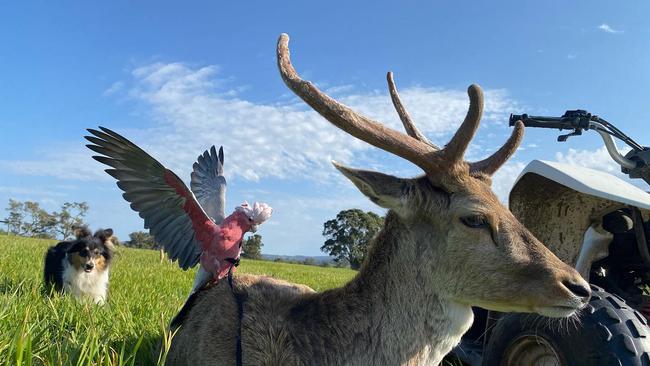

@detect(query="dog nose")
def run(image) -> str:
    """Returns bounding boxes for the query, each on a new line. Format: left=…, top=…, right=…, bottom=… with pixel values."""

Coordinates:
left=85, top=263, right=94, bottom=270
left=562, top=280, right=591, bottom=300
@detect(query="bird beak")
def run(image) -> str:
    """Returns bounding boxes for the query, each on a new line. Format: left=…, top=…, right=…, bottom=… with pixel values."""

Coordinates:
left=250, top=224, right=258, bottom=233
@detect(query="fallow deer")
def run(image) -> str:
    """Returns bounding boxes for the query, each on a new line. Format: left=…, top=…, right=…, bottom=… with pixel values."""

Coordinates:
left=165, top=34, right=591, bottom=366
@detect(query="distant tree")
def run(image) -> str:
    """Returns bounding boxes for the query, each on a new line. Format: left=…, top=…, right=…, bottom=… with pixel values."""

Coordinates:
left=5, top=199, right=23, bottom=235
left=242, top=234, right=263, bottom=260
left=52, top=202, right=89, bottom=239
left=321, top=209, right=383, bottom=270
left=127, top=231, right=159, bottom=249
left=6, top=200, right=57, bottom=238
left=302, top=257, right=316, bottom=266
left=3, top=199, right=89, bottom=239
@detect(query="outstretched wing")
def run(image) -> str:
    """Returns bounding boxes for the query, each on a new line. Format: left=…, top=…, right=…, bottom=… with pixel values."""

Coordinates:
left=191, top=146, right=227, bottom=224
left=85, top=127, right=219, bottom=270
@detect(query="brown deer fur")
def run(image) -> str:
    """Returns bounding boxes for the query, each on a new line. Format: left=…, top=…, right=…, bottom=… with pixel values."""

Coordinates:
left=165, top=34, right=590, bottom=366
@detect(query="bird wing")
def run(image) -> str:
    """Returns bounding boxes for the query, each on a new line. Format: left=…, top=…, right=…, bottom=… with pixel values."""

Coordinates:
left=190, top=146, right=227, bottom=225
left=85, top=127, right=219, bottom=270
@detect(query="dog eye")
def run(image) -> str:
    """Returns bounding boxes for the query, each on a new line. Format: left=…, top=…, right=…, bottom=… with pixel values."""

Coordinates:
left=79, top=249, right=89, bottom=256
left=461, top=214, right=488, bottom=229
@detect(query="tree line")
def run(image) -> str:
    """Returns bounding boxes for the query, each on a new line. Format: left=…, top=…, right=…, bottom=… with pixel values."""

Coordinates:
left=2, top=199, right=89, bottom=240
left=1, top=198, right=265, bottom=258
left=3, top=199, right=383, bottom=270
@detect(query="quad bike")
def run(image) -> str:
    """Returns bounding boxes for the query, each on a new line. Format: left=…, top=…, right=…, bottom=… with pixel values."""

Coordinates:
left=452, top=110, right=650, bottom=365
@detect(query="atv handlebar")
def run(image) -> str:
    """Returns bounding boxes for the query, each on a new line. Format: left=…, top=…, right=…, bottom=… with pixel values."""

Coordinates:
left=509, top=109, right=650, bottom=184
left=509, top=115, right=568, bottom=129
left=509, top=110, right=592, bottom=131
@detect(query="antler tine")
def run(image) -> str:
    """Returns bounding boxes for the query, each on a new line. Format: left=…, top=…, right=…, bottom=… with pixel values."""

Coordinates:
left=277, top=33, right=438, bottom=171
left=386, top=72, right=439, bottom=149
left=470, top=120, right=524, bottom=176
left=442, top=84, right=484, bottom=163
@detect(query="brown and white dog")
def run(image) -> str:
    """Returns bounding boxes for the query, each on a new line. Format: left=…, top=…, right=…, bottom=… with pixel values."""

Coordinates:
left=43, top=227, right=113, bottom=304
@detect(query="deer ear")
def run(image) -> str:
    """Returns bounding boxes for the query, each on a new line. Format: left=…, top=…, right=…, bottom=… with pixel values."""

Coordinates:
left=333, top=162, right=405, bottom=209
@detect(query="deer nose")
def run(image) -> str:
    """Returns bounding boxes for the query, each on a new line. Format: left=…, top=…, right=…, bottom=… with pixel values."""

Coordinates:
left=562, top=280, right=591, bottom=300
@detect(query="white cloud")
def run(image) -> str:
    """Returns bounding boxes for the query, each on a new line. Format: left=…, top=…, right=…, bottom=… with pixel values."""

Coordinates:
left=553, top=145, right=650, bottom=188
left=123, top=63, right=518, bottom=182
left=3, top=62, right=518, bottom=184
left=0, top=148, right=109, bottom=181
left=553, top=146, right=650, bottom=192
left=0, top=186, right=67, bottom=198
left=103, top=81, right=124, bottom=96
left=598, top=24, right=623, bottom=34
left=554, top=146, right=626, bottom=176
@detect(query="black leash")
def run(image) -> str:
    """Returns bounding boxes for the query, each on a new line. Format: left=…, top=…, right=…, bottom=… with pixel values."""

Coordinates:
left=226, top=259, right=244, bottom=366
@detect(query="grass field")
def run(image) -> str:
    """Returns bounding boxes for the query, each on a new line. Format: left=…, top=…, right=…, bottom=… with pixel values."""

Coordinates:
left=0, top=234, right=356, bottom=365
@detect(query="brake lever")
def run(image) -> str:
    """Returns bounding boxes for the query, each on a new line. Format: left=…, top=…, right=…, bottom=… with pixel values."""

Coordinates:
left=557, top=129, right=583, bottom=142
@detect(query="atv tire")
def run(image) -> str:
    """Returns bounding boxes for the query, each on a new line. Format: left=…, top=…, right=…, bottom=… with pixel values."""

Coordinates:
left=483, top=285, right=650, bottom=366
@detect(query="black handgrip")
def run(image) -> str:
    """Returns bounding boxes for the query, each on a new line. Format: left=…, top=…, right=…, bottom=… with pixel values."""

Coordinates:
left=509, top=113, right=576, bottom=130
left=509, top=110, right=594, bottom=130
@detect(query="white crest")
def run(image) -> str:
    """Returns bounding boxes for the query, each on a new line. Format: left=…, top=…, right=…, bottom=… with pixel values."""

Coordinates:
left=236, top=201, right=273, bottom=225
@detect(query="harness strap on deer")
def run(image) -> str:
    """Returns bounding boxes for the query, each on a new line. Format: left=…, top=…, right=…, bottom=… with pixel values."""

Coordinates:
left=227, top=262, right=244, bottom=366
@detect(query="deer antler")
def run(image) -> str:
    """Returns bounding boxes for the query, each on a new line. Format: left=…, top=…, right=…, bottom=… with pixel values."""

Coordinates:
left=469, top=121, right=524, bottom=175
left=277, top=34, right=439, bottom=172
left=386, top=72, right=438, bottom=149
left=387, top=70, right=523, bottom=175
left=441, top=85, right=483, bottom=165
left=277, top=33, right=520, bottom=178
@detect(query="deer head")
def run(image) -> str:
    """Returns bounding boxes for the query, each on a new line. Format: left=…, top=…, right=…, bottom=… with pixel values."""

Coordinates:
left=277, top=34, right=590, bottom=317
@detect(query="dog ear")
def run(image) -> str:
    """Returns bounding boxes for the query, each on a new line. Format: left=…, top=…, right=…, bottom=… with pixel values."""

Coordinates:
left=94, top=228, right=114, bottom=244
left=74, top=226, right=92, bottom=239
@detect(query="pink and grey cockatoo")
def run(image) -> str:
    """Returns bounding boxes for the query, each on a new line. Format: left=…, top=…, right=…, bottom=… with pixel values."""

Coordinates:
left=84, top=127, right=273, bottom=293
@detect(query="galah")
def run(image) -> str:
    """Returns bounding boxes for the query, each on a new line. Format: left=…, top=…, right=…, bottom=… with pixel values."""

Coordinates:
left=84, top=127, right=273, bottom=293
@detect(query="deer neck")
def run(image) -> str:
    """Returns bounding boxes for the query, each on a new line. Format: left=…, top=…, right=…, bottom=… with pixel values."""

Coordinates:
left=306, top=211, right=473, bottom=365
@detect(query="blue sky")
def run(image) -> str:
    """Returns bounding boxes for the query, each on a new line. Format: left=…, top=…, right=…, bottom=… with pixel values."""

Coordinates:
left=1, top=1, right=648, bottom=255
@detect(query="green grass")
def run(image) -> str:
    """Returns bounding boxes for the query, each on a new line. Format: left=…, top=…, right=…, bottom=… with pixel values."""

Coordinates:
left=0, top=234, right=356, bottom=365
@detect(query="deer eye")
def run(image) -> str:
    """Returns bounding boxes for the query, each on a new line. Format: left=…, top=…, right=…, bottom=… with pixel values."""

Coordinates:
left=461, top=214, right=488, bottom=229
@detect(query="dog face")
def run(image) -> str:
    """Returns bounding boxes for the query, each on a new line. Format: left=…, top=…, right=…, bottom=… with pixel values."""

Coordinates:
left=67, top=228, right=113, bottom=273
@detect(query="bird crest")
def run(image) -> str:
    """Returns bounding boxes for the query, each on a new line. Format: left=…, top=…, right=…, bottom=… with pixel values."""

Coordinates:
left=236, top=201, right=273, bottom=225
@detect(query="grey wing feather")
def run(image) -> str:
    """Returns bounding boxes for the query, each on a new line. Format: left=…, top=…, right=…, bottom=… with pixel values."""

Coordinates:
left=191, top=146, right=227, bottom=224
left=85, top=127, right=208, bottom=270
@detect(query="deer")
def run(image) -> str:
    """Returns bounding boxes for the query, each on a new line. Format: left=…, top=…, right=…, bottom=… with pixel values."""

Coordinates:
left=164, top=34, right=591, bottom=366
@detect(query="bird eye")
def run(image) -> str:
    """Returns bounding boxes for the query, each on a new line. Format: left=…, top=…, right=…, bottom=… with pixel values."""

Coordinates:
left=461, top=214, right=488, bottom=229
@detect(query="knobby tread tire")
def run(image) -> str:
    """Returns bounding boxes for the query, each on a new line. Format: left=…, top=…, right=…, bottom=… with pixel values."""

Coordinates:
left=483, top=285, right=650, bottom=366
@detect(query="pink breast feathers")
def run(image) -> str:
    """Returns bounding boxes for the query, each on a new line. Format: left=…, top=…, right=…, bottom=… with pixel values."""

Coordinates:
left=200, top=202, right=272, bottom=282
